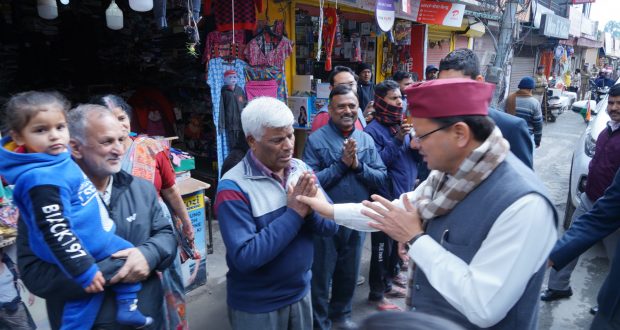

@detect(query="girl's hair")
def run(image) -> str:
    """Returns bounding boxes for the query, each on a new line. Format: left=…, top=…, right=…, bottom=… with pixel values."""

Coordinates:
left=3, top=91, right=70, bottom=133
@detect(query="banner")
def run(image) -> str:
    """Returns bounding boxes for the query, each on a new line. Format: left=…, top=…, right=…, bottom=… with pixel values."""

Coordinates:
left=411, top=0, right=465, bottom=28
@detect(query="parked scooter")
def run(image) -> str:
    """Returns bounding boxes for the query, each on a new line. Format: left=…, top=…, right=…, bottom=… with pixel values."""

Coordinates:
left=590, top=78, right=610, bottom=104
left=543, top=88, right=568, bottom=122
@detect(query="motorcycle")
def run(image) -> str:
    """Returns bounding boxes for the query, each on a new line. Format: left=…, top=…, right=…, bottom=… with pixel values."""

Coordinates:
left=543, top=88, right=569, bottom=122
left=590, top=78, right=610, bottom=104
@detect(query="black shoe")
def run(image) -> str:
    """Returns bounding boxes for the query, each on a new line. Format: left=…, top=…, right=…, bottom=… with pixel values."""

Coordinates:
left=332, top=319, right=358, bottom=330
left=540, top=288, right=573, bottom=301
left=590, top=306, right=598, bottom=315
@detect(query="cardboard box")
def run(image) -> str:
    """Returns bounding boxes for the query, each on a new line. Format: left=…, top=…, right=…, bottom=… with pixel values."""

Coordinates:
left=178, top=178, right=211, bottom=293
left=288, top=96, right=313, bottom=129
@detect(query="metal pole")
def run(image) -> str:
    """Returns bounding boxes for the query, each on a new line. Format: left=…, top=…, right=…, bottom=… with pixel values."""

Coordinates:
left=492, top=0, right=519, bottom=105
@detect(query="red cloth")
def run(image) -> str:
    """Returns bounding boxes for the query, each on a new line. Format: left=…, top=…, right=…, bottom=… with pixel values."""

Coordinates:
left=154, top=151, right=176, bottom=195
left=310, top=112, right=363, bottom=133
left=405, top=78, right=495, bottom=118
left=204, top=0, right=263, bottom=32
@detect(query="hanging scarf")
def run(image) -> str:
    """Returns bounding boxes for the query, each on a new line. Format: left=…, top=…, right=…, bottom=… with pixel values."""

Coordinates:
left=504, top=89, right=532, bottom=116
left=414, top=127, right=510, bottom=221
left=373, top=95, right=404, bottom=135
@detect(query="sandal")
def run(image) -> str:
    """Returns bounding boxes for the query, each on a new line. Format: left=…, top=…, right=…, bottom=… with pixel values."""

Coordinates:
left=385, top=286, right=407, bottom=298
left=369, top=298, right=403, bottom=311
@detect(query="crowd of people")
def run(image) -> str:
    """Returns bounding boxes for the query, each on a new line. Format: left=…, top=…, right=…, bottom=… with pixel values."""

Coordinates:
left=1, top=47, right=619, bottom=330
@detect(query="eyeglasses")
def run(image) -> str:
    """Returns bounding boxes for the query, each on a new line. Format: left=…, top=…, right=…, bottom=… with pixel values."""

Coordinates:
left=410, top=123, right=455, bottom=144
left=336, top=81, right=357, bottom=88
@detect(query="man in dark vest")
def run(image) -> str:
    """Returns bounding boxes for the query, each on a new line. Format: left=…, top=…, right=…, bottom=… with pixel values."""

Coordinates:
left=297, top=78, right=558, bottom=329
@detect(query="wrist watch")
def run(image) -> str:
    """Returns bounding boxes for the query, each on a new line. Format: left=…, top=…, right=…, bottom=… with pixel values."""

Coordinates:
left=406, top=232, right=426, bottom=247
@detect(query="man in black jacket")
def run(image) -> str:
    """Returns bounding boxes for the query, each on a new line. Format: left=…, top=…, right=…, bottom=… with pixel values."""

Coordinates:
left=17, top=105, right=177, bottom=329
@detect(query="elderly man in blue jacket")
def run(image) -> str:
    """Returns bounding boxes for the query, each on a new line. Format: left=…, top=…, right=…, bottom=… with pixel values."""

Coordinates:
left=549, top=167, right=620, bottom=329
left=303, top=84, right=387, bottom=330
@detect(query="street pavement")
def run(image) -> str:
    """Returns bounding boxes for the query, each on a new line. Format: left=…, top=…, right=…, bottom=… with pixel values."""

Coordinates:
left=24, top=110, right=610, bottom=329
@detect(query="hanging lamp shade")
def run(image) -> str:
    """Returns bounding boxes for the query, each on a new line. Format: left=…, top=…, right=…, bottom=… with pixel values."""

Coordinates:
left=37, top=0, right=58, bottom=20
left=59, top=0, right=69, bottom=5
left=129, top=0, right=153, bottom=12
left=106, top=0, right=124, bottom=30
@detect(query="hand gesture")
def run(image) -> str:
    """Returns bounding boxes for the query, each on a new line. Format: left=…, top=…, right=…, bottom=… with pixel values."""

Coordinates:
left=287, top=172, right=317, bottom=218
left=396, top=123, right=413, bottom=142
left=85, top=271, right=105, bottom=293
left=362, top=194, right=423, bottom=243
left=296, top=188, right=334, bottom=219
left=363, top=101, right=375, bottom=123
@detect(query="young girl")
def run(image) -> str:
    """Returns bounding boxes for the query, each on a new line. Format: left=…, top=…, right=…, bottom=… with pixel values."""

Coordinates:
left=0, top=91, right=152, bottom=329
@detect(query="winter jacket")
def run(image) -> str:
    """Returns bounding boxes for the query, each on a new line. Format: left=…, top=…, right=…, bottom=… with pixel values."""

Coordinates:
left=303, top=120, right=387, bottom=203
left=489, top=109, right=534, bottom=168
left=550, top=168, right=620, bottom=327
left=215, top=154, right=338, bottom=313
left=585, top=124, right=620, bottom=201
left=17, top=170, right=177, bottom=330
left=364, top=120, right=421, bottom=199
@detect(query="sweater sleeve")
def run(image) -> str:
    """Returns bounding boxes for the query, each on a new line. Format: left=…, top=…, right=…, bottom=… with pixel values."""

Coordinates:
left=26, top=185, right=98, bottom=288
left=215, top=180, right=306, bottom=273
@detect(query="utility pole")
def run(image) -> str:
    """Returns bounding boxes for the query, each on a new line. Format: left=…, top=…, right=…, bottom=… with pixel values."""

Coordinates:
left=487, top=0, right=519, bottom=105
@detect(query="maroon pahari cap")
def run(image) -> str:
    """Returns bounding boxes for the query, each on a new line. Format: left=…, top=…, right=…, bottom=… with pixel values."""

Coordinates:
left=405, top=78, right=495, bottom=118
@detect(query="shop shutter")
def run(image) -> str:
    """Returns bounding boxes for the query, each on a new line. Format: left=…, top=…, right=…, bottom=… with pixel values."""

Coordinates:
left=426, top=38, right=451, bottom=69
left=509, top=56, right=537, bottom=93
left=454, top=35, right=469, bottom=50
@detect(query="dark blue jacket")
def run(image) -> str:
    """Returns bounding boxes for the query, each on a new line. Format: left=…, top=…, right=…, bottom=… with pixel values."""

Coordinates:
left=303, top=120, right=387, bottom=203
left=549, top=168, right=620, bottom=326
left=489, top=108, right=534, bottom=168
left=364, top=120, right=422, bottom=199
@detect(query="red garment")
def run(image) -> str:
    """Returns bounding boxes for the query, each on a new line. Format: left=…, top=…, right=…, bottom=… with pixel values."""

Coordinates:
left=243, top=36, right=293, bottom=68
left=154, top=151, right=176, bottom=195
left=202, top=30, right=246, bottom=65
left=204, top=0, right=263, bottom=32
left=310, top=112, right=363, bottom=133
left=245, top=80, right=278, bottom=101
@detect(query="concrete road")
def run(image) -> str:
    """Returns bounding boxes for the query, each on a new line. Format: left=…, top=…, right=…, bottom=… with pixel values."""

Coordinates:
left=187, top=110, right=610, bottom=329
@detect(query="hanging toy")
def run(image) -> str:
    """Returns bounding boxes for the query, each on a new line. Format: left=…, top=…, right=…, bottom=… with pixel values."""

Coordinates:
left=316, top=0, right=325, bottom=61
left=323, top=7, right=338, bottom=71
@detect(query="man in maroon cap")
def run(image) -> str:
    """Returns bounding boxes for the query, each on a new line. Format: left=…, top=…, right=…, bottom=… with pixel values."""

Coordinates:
left=296, top=78, right=558, bottom=329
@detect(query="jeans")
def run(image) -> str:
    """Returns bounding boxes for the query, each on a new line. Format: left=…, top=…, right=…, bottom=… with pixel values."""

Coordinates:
left=228, top=292, right=312, bottom=330
left=548, top=193, right=620, bottom=290
left=311, top=227, right=365, bottom=330
left=368, top=231, right=396, bottom=301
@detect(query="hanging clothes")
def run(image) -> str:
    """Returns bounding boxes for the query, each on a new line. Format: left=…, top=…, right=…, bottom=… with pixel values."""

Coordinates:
left=204, top=0, right=263, bottom=32
left=202, top=30, right=247, bottom=71
left=245, top=80, right=278, bottom=101
left=244, top=35, right=293, bottom=68
left=244, top=66, right=288, bottom=101
left=207, top=58, right=249, bottom=173
left=219, top=85, right=248, bottom=150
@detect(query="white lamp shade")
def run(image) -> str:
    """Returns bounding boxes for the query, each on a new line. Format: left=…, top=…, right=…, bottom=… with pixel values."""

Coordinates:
left=129, top=0, right=153, bottom=12
left=106, top=1, right=124, bottom=30
left=37, top=0, right=58, bottom=20
left=59, top=0, right=69, bottom=5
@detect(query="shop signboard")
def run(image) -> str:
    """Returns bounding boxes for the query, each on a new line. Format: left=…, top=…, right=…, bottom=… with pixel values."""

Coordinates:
left=376, top=0, right=395, bottom=32
left=410, top=0, right=465, bottom=28
left=540, top=13, right=570, bottom=39
left=531, top=2, right=553, bottom=29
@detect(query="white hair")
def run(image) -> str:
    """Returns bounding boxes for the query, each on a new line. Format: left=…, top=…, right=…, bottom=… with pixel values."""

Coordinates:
left=241, top=97, right=294, bottom=141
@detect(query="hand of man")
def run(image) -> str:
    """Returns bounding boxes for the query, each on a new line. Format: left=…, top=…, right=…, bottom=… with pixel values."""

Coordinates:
left=349, top=139, right=359, bottom=169
left=84, top=271, right=105, bottom=293
left=27, top=293, right=36, bottom=306
left=362, top=194, right=423, bottom=243
left=341, top=140, right=354, bottom=168
left=110, top=248, right=150, bottom=284
left=397, top=242, right=410, bottom=263
left=363, top=101, right=375, bottom=123
left=296, top=188, right=334, bottom=219
left=182, top=221, right=195, bottom=241
left=396, top=123, right=413, bottom=142
left=287, top=172, right=317, bottom=218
